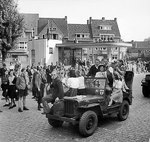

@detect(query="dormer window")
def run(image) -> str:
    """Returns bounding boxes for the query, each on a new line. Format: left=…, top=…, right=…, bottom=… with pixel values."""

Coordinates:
left=49, top=27, right=56, bottom=31
left=75, top=33, right=89, bottom=38
left=99, top=25, right=111, bottom=30
left=99, top=34, right=114, bottom=42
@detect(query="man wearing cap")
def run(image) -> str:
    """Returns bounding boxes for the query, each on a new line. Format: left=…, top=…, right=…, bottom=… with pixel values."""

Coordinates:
left=87, top=59, right=100, bottom=77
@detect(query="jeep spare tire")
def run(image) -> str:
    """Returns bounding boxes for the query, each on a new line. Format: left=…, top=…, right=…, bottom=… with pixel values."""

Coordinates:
left=118, top=100, right=129, bottom=121
left=142, top=86, right=149, bottom=97
left=79, top=111, right=98, bottom=137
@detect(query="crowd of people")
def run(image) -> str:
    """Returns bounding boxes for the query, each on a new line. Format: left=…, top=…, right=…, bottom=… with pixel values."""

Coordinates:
left=0, top=58, right=146, bottom=113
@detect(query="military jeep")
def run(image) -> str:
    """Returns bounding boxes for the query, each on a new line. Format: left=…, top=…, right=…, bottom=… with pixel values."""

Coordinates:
left=141, top=74, right=150, bottom=97
left=46, top=71, right=134, bottom=137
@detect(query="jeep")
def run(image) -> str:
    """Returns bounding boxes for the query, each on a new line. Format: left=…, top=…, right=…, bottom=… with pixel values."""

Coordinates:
left=46, top=71, right=134, bottom=137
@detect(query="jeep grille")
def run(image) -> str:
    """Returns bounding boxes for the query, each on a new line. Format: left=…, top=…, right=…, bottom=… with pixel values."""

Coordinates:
left=64, top=100, right=76, bottom=116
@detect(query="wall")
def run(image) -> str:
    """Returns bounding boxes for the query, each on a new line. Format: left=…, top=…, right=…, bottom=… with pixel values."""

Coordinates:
left=46, top=39, right=62, bottom=65
left=28, top=39, right=62, bottom=66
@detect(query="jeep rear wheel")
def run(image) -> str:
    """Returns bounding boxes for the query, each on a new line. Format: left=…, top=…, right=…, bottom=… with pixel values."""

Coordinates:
left=79, top=111, right=98, bottom=137
left=142, top=86, right=149, bottom=97
left=48, top=118, right=63, bottom=128
left=118, top=100, right=129, bottom=121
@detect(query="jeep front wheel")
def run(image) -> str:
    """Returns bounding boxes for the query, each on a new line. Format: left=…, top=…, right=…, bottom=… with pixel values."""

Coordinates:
left=142, top=86, right=149, bottom=97
left=79, top=111, right=98, bottom=137
left=48, top=118, right=63, bottom=128
left=118, top=100, right=129, bottom=121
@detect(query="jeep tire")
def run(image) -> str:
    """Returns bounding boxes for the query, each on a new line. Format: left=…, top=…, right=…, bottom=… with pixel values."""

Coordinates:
left=142, top=86, right=149, bottom=97
left=79, top=111, right=98, bottom=137
left=118, top=100, right=129, bottom=121
left=48, top=118, right=63, bottom=127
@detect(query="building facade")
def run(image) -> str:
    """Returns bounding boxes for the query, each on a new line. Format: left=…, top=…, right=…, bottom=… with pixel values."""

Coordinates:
left=26, top=15, right=132, bottom=66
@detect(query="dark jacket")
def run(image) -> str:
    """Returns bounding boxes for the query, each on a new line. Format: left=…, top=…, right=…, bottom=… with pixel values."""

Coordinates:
left=50, top=77, right=64, bottom=100
left=87, top=65, right=100, bottom=76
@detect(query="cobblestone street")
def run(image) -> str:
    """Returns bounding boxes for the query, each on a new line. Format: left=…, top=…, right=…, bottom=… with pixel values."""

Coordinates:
left=0, top=73, right=150, bottom=142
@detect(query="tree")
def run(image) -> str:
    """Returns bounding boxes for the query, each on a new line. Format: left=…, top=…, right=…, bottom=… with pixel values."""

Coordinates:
left=0, top=0, right=24, bottom=62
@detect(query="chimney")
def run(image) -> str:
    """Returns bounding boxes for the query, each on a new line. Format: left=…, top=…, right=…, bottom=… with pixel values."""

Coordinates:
left=102, top=17, right=105, bottom=20
left=114, top=18, right=117, bottom=21
left=64, top=16, right=67, bottom=21
left=89, top=17, right=92, bottom=24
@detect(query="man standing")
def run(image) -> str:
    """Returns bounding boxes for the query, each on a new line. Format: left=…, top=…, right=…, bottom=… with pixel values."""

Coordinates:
left=35, top=67, right=47, bottom=111
left=87, top=59, right=100, bottom=77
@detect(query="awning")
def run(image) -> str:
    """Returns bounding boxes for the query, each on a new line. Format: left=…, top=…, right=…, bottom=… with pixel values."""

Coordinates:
left=56, top=42, right=133, bottom=49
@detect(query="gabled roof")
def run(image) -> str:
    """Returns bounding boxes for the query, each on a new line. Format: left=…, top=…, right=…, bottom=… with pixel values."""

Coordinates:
left=133, top=41, right=150, bottom=48
left=21, top=13, right=39, bottom=34
left=89, top=18, right=121, bottom=38
left=68, top=24, right=92, bottom=41
left=38, top=18, right=68, bottom=38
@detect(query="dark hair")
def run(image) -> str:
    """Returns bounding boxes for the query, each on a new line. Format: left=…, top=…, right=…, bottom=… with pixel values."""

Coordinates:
left=21, top=68, right=26, bottom=72
left=119, top=60, right=124, bottom=65
left=3, top=63, right=6, bottom=67
left=68, top=70, right=76, bottom=77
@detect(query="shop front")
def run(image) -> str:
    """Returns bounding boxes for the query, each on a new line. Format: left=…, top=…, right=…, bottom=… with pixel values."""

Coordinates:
left=57, top=42, right=132, bottom=66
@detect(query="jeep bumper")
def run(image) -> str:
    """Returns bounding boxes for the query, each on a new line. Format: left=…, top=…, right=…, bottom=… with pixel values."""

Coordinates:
left=46, top=114, right=78, bottom=125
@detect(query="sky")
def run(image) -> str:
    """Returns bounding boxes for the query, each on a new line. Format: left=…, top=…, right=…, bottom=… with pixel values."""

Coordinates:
left=17, top=0, right=150, bottom=41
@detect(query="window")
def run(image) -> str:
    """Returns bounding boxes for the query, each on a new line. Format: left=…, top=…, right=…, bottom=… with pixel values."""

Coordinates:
left=76, top=34, right=80, bottom=38
left=112, top=54, right=118, bottom=60
left=103, top=47, right=106, bottom=50
left=52, top=34, right=58, bottom=39
left=76, top=33, right=89, bottom=38
left=99, top=25, right=111, bottom=30
left=50, top=27, right=56, bottom=31
left=19, top=42, right=27, bottom=49
left=49, top=47, right=53, bottom=54
left=99, top=34, right=114, bottom=42
left=31, top=49, right=35, bottom=64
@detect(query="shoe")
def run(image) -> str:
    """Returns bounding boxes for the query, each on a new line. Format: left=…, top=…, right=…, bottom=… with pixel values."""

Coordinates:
left=41, top=112, right=46, bottom=115
left=38, top=106, right=41, bottom=111
left=32, top=96, right=36, bottom=99
left=1, top=98, right=5, bottom=100
left=9, top=106, right=14, bottom=109
left=3, top=104, right=10, bottom=107
left=23, top=106, right=29, bottom=110
left=18, top=108, right=23, bottom=112
left=13, top=104, right=16, bottom=108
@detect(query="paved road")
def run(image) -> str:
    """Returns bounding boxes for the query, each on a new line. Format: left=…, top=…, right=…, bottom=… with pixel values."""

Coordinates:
left=0, top=73, right=150, bottom=142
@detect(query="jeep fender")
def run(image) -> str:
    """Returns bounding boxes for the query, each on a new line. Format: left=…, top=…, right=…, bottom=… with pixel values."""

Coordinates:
left=78, top=103, right=103, bottom=118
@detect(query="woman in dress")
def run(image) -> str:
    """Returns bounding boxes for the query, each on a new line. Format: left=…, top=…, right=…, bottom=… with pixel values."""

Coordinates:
left=7, top=70, right=16, bottom=109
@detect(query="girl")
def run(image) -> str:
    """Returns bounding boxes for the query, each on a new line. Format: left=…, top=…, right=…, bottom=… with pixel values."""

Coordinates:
left=7, top=70, right=16, bottom=109
left=108, top=72, right=123, bottom=106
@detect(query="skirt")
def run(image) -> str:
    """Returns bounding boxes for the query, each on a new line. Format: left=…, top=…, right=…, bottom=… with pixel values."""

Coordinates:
left=7, top=85, right=17, bottom=99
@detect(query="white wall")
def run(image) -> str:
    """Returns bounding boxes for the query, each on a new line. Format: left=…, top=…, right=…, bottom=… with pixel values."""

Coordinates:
left=28, top=39, right=62, bottom=66
left=46, top=39, right=62, bottom=65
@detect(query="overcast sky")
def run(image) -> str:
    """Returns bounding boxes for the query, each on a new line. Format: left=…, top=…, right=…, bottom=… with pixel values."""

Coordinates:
left=17, top=0, right=150, bottom=41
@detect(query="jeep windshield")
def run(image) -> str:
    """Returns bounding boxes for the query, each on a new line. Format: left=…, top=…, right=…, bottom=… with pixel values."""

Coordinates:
left=84, top=77, right=106, bottom=90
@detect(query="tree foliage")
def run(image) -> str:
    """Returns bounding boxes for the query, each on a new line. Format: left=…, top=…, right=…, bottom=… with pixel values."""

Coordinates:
left=0, top=0, right=24, bottom=61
